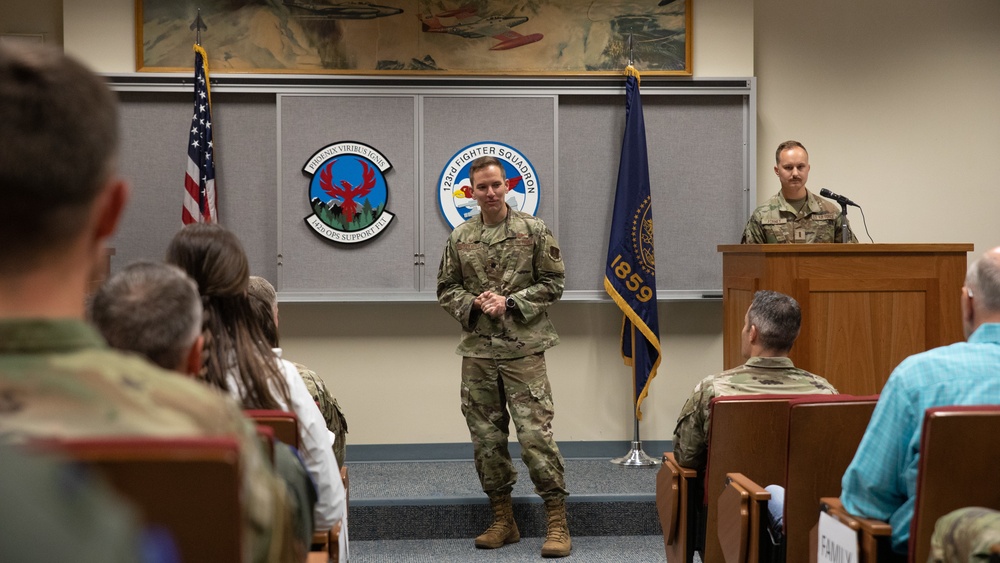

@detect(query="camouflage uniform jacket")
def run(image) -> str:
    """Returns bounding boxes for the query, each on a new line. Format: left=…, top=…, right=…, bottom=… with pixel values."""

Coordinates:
left=291, top=360, right=348, bottom=469
left=741, top=190, right=858, bottom=244
left=437, top=206, right=564, bottom=359
left=930, top=507, right=1000, bottom=563
left=0, top=319, right=295, bottom=563
left=672, top=356, right=837, bottom=469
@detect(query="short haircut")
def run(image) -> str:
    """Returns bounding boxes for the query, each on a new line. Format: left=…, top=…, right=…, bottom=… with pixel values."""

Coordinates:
left=747, top=290, right=802, bottom=353
left=247, top=275, right=279, bottom=348
left=966, top=250, right=1000, bottom=313
left=469, top=156, right=506, bottom=185
left=775, top=140, right=807, bottom=164
left=0, top=43, right=119, bottom=272
left=89, top=262, right=202, bottom=372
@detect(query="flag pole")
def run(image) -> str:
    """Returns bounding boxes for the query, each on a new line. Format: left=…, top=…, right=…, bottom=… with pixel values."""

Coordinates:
left=606, top=42, right=660, bottom=467
left=611, top=324, right=659, bottom=466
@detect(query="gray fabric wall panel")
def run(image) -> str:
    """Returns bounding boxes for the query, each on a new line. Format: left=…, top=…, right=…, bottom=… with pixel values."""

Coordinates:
left=558, top=95, right=747, bottom=293
left=557, top=96, right=623, bottom=293
left=112, top=87, right=749, bottom=300
left=421, top=96, right=556, bottom=293
left=278, top=95, right=417, bottom=293
left=114, top=92, right=278, bottom=281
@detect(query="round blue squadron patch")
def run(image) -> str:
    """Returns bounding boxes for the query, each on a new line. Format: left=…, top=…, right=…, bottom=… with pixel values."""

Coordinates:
left=302, top=141, right=395, bottom=244
left=437, top=141, right=540, bottom=230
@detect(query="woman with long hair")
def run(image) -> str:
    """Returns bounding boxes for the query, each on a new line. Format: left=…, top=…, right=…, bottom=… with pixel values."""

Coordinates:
left=166, top=223, right=345, bottom=543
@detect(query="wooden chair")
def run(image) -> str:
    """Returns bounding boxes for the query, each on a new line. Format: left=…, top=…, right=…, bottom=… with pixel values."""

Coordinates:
left=255, top=424, right=277, bottom=464
left=246, top=409, right=349, bottom=558
left=308, top=521, right=341, bottom=563
left=657, top=394, right=805, bottom=563
left=41, top=437, right=243, bottom=563
left=718, top=394, right=879, bottom=563
left=244, top=409, right=301, bottom=449
left=658, top=450, right=700, bottom=563
left=818, top=405, right=1000, bottom=563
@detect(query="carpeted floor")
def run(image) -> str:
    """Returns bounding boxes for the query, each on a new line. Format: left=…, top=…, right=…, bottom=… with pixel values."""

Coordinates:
left=349, top=458, right=659, bottom=503
left=345, top=455, right=676, bottom=561
left=351, top=535, right=670, bottom=562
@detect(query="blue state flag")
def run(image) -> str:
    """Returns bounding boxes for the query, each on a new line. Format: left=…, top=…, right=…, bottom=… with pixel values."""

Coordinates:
left=603, top=66, right=662, bottom=420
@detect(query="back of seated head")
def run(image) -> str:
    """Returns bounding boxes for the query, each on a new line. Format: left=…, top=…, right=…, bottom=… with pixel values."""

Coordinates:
left=246, top=275, right=279, bottom=348
left=967, top=249, right=1000, bottom=312
left=747, top=290, right=801, bottom=354
left=165, top=223, right=291, bottom=410
left=89, top=261, right=203, bottom=374
left=0, top=42, right=119, bottom=274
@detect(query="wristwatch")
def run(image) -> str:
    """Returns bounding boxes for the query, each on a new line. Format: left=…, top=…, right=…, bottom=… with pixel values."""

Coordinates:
left=506, top=296, right=517, bottom=310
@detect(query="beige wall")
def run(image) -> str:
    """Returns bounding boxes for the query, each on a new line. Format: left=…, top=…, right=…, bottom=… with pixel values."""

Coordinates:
left=755, top=0, right=1000, bottom=256
left=39, top=0, right=1000, bottom=445
left=3, top=0, right=63, bottom=46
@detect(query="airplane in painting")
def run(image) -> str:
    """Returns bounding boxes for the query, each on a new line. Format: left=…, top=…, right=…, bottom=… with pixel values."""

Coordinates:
left=419, top=5, right=543, bottom=51
left=283, top=1, right=403, bottom=19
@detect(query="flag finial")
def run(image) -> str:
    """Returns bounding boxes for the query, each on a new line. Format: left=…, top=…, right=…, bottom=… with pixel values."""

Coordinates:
left=190, top=9, right=207, bottom=46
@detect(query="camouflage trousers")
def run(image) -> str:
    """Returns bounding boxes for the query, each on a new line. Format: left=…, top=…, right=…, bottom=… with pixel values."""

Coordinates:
left=460, top=354, right=568, bottom=502
left=930, top=507, right=1000, bottom=562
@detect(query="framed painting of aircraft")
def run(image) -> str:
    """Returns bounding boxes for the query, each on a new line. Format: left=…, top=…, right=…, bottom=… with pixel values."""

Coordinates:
left=136, top=0, right=692, bottom=75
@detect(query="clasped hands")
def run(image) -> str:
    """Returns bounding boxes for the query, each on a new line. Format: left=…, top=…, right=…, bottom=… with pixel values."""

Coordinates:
left=474, top=290, right=507, bottom=319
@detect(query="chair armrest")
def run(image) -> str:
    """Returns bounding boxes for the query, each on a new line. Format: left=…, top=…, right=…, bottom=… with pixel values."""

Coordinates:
left=819, top=497, right=893, bottom=537
left=820, top=497, right=894, bottom=563
left=727, top=472, right=770, bottom=498
left=310, top=521, right=342, bottom=563
left=329, top=521, right=341, bottom=563
left=658, top=452, right=698, bottom=544
left=719, top=473, right=771, bottom=563
left=341, top=465, right=349, bottom=507
left=311, top=531, right=329, bottom=552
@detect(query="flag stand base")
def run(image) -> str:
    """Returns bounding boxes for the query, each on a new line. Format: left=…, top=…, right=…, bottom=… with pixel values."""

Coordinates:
left=610, top=441, right=660, bottom=466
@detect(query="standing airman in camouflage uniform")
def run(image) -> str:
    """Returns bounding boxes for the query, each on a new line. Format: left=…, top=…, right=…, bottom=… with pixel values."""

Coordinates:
left=437, top=156, right=571, bottom=558
left=930, top=507, right=1000, bottom=563
left=0, top=43, right=304, bottom=563
left=742, top=140, right=857, bottom=244
left=673, top=290, right=837, bottom=469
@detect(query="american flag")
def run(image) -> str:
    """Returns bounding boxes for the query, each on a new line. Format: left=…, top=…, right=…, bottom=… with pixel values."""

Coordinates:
left=183, top=44, right=218, bottom=225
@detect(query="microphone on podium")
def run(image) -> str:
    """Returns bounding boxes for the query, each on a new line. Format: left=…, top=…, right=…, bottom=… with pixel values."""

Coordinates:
left=819, top=188, right=860, bottom=207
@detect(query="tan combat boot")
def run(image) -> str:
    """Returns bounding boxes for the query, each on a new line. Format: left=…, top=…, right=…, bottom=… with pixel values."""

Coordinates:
left=541, top=498, right=572, bottom=557
left=474, top=495, right=520, bottom=549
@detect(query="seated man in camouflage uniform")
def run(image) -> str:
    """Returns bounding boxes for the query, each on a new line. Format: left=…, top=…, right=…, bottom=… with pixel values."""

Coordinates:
left=0, top=42, right=305, bottom=563
left=673, top=290, right=838, bottom=470
left=742, top=140, right=857, bottom=244
left=247, top=275, right=349, bottom=468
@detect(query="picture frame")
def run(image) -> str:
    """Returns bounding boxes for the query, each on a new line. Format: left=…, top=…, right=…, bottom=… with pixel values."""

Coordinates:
left=136, top=0, right=691, bottom=76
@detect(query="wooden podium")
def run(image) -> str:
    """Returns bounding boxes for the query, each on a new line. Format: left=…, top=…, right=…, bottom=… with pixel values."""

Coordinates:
left=718, top=244, right=973, bottom=395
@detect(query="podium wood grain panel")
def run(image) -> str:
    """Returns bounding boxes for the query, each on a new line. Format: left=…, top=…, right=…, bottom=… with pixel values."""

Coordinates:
left=719, top=244, right=972, bottom=394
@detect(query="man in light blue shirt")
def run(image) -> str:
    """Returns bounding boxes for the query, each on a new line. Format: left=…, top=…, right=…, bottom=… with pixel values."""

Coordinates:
left=840, top=246, right=1000, bottom=554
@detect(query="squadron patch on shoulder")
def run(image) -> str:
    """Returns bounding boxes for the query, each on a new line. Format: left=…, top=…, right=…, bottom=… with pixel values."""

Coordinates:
left=302, top=141, right=395, bottom=244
